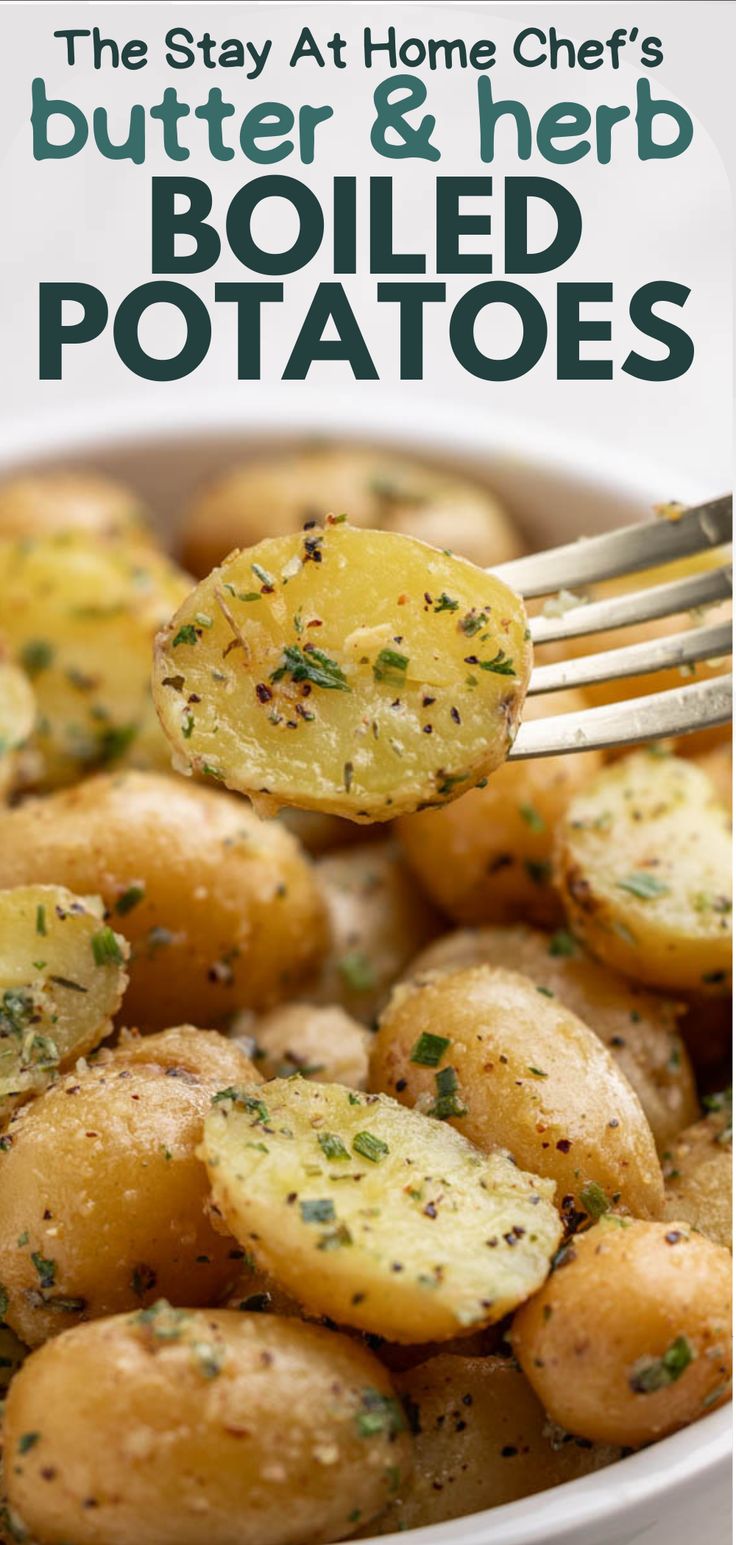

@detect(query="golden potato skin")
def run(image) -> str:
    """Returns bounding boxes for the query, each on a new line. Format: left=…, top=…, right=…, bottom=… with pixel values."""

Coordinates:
left=405, top=926, right=697, bottom=1153
left=0, top=469, right=152, bottom=544
left=371, top=965, right=664, bottom=1218
left=0, top=772, right=327, bottom=1031
left=153, top=522, right=532, bottom=823
left=239, top=1003, right=372, bottom=1088
left=397, top=690, right=603, bottom=927
left=365, top=1355, right=620, bottom=1532
left=306, top=843, right=441, bottom=1026
left=512, top=1219, right=732, bottom=1446
left=663, top=1099, right=732, bottom=1249
left=0, top=1030, right=256, bottom=1346
left=556, top=752, right=732, bottom=994
left=180, top=444, right=523, bottom=576
left=3, top=1308, right=412, bottom=1545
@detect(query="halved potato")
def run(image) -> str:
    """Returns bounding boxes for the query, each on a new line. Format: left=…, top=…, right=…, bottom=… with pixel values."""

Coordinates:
left=153, top=522, right=531, bottom=822
left=179, top=444, right=523, bottom=576
left=371, top=965, right=664, bottom=1218
left=0, top=532, right=190, bottom=788
left=0, top=658, right=35, bottom=800
left=200, top=1080, right=562, bottom=1344
left=0, top=884, right=128, bottom=1122
left=234, top=1003, right=372, bottom=1089
left=555, top=751, right=732, bottom=994
left=662, top=1095, right=732, bottom=1249
left=405, top=926, right=697, bottom=1153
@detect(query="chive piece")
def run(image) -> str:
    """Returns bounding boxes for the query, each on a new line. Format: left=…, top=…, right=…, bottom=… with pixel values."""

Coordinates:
left=434, top=593, right=459, bottom=613
left=17, top=1432, right=40, bottom=1455
left=338, top=952, right=376, bottom=993
left=459, top=610, right=488, bottom=637
left=251, top=562, right=276, bottom=588
left=31, top=1252, right=56, bottom=1289
left=115, top=885, right=145, bottom=916
left=580, top=1181, right=610, bottom=1218
left=300, top=1199, right=336, bottom=1224
left=271, top=644, right=349, bottom=692
left=356, top=1390, right=407, bottom=1439
left=318, top=1132, right=350, bottom=1161
left=20, top=639, right=54, bottom=676
left=629, top=1335, right=694, bottom=1394
left=373, top=648, right=409, bottom=686
left=91, top=927, right=124, bottom=967
left=617, top=872, right=671, bottom=900
left=317, top=1224, right=353, bottom=1251
left=428, top=1066, right=467, bottom=1121
left=536, top=985, right=554, bottom=998
left=478, top=650, right=516, bottom=676
left=35, top=905, right=47, bottom=937
left=548, top=929, right=577, bottom=958
left=527, top=1065, right=549, bottom=1078
left=519, top=803, right=545, bottom=833
left=353, top=1132, right=389, bottom=1164
left=410, top=1032, right=451, bottom=1068
left=172, top=624, right=198, bottom=648
left=211, top=1088, right=270, bottom=1123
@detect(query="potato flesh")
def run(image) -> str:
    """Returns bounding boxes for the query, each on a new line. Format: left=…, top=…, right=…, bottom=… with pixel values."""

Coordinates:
left=200, top=1080, right=561, bottom=1343
left=405, top=925, right=698, bottom=1153
left=0, top=533, right=190, bottom=788
left=371, top=965, right=664, bottom=1218
left=556, top=751, right=732, bottom=994
left=0, top=884, right=128, bottom=1119
left=153, top=523, right=531, bottom=821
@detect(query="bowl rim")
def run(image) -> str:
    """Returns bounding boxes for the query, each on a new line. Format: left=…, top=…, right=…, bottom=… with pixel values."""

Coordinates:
left=0, top=392, right=729, bottom=1542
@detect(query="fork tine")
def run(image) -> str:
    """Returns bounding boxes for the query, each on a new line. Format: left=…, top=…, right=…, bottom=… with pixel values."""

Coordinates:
left=493, top=497, right=732, bottom=599
left=527, top=619, right=732, bottom=695
left=509, top=675, right=732, bottom=759
left=528, top=564, right=732, bottom=645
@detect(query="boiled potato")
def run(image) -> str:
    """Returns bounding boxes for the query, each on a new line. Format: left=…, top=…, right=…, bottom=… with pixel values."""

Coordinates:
left=0, top=532, right=190, bottom=788
left=371, top=965, right=663, bottom=1218
left=0, top=772, right=327, bottom=1031
left=365, top=1354, right=620, bottom=1532
left=234, top=1003, right=372, bottom=1089
left=180, top=444, right=523, bottom=576
left=305, top=843, right=441, bottom=1026
left=512, top=1218, right=732, bottom=1446
left=663, top=1095, right=732, bottom=1249
left=3, top=1308, right=412, bottom=1545
left=153, top=522, right=531, bottom=822
left=0, top=658, right=35, bottom=801
left=0, top=884, right=128, bottom=1122
left=0, top=1027, right=256, bottom=1346
left=556, top=751, right=732, bottom=994
left=397, top=689, right=602, bottom=926
left=200, top=1079, right=562, bottom=1344
left=405, top=926, right=697, bottom=1153
left=0, top=468, right=152, bottom=544
left=693, top=743, right=732, bottom=811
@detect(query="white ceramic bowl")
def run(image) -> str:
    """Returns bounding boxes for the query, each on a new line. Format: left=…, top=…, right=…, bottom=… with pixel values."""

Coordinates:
left=0, top=395, right=730, bottom=1545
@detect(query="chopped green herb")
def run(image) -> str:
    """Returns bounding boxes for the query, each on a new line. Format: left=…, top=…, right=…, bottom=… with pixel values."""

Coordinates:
left=428, top=1066, right=467, bottom=1121
left=478, top=650, right=516, bottom=676
left=373, top=648, right=409, bottom=687
left=548, top=930, right=577, bottom=958
left=617, top=872, right=671, bottom=900
left=17, top=1432, right=40, bottom=1455
left=115, top=885, right=145, bottom=916
left=434, top=593, right=459, bottom=613
left=536, top=985, right=554, bottom=998
left=251, top=562, right=276, bottom=588
left=527, top=1065, right=549, bottom=1078
left=580, top=1181, right=610, bottom=1219
left=35, top=905, right=47, bottom=937
left=629, top=1335, right=694, bottom=1394
left=31, top=1252, right=56, bottom=1290
left=356, top=1389, right=407, bottom=1439
left=318, top=1132, right=350, bottom=1162
left=20, top=639, right=54, bottom=676
left=353, top=1132, right=389, bottom=1164
left=172, top=624, right=198, bottom=648
left=338, top=952, right=376, bottom=993
left=0, top=1284, right=8, bottom=1319
left=211, top=1088, right=270, bottom=1123
left=192, top=1341, right=224, bottom=1378
left=300, top=1199, right=336, bottom=1224
left=410, top=1032, right=450, bottom=1068
left=519, top=804, right=545, bottom=833
left=271, top=644, right=349, bottom=692
left=91, top=927, right=124, bottom=967
left=459, top=610, right=488, bottom=637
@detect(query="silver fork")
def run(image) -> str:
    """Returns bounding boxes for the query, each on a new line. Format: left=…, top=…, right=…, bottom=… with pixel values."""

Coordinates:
left=490, top=496, right=732, bottom=759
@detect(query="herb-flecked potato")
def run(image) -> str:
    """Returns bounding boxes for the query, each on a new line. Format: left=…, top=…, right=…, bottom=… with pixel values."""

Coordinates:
left=305, top=843, right=441, bottom=1026
left=179, top=445, right=524, bottom=577
left=662, top=1094, right=732, bottom=1249
left=0, top=658, right=34, bottom=801
left=556, top=751, right=732, bottom=995
left=405, top=926, right=697, bottom=1152
left=0, top=771, right=327, bottom=1031
left=200, top=1080, right=562, bottom=1344
left=0, top=885, right=128, bottom=1123
left=3, top=1307, right=412, bottom=1545
left=371, top=965, right=664, bottom=1218
left=397, top=689, right=603, bottom=927
left=0, top=468, right=153, bottom=545
left=512, top=1218, right=732, bottom=1446
left=365, top=1354, right=621, bottom=1532
left=234, top=1003, right=372, bottom=1088
left=0, top=532, right=190, bottom=788
left=153, top=521, right=532, bottom=822
left=0, top=1027, right=257, bottom=1347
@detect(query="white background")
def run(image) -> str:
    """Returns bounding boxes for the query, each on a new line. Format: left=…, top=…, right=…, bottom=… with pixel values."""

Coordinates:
left=0, top=1, right=732, bottom=495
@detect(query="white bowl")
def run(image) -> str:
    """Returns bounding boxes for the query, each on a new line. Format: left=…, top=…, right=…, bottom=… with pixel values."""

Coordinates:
left=0, top=396, right=730, bottom=1545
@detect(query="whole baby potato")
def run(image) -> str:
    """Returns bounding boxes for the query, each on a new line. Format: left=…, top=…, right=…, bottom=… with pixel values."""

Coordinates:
left=153, top=521, right=532, bottom=822
left=405, top=925, right=698, bottom=1153
left=0, top=468, right=153, bottom=544
left=237, top=1002, right=372, bottom=1089
left=512, top=1218, right=732, bottom=1446
left=371, top=965, right=664, bottom=1218
left=662, top=1094, right=732, bottom=1249
left=180, top=444, right=523, bottom=576
left=0, top=532, right=190, bottom=789
left=397, top=689, right=603, bottom=927
left=556, top=751, right=732, bottom=995
left=0, top=771, right=328, bottom=1030
left=305, top=843, right=441, bottom=1026
left=366, top=1354, right=620, bottom=1533
left=0, top=1027, right=256, bottom=1346
left=3, top=1307, right=412, bottom=1545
